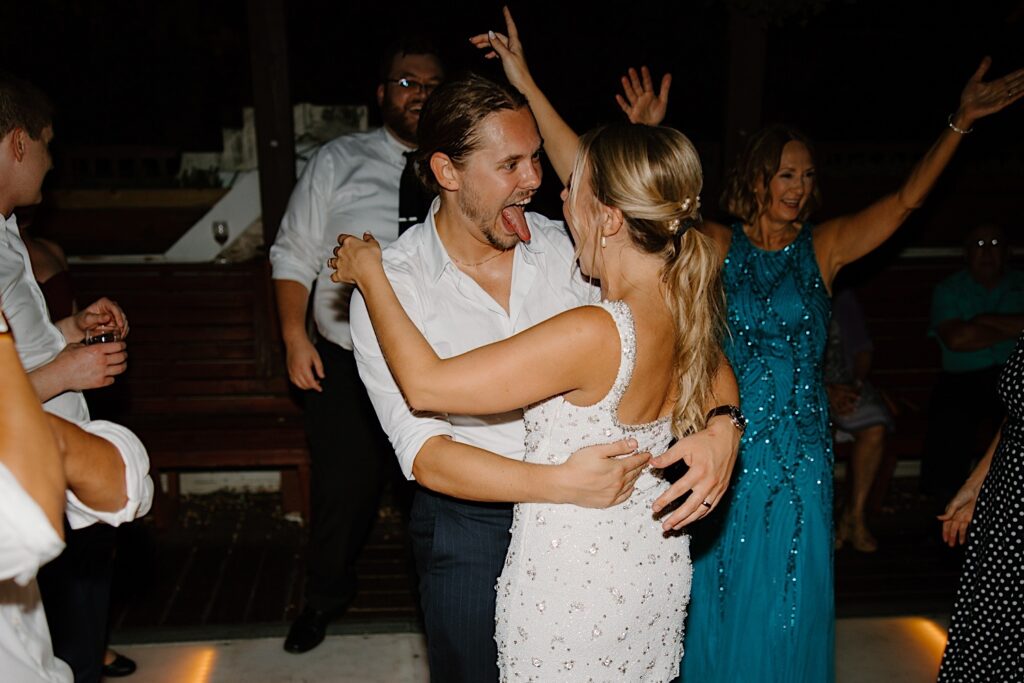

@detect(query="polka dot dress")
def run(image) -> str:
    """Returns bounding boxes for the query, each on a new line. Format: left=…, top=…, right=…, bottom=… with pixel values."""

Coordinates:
left=938, top=334, right=1024, bottom=681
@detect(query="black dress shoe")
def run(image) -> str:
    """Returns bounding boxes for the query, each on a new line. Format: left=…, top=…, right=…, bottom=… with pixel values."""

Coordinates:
left=102, top=652, right=137, bottom=677
left=283, top=607, right=338, bottom=654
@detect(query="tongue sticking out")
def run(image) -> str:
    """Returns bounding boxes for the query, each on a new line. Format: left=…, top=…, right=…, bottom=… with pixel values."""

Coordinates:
left=501, top=205, right=531, bottom=242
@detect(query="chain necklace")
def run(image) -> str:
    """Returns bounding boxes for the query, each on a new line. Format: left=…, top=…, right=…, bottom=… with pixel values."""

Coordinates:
left=449, top=249, right=509, bottom=268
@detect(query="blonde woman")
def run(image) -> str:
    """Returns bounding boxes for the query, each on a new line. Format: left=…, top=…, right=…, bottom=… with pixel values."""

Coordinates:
left=332, top=123, right=724, bottom=680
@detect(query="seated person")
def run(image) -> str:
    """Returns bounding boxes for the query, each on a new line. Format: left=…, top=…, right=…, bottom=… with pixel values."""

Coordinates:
left=824, top=288, right=895, bottom=553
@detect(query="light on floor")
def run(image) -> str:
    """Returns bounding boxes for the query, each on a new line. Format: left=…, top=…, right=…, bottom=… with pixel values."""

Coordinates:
left=905, top=617, right=948, bottom=662
left=182, top=646, right=217, bottom=683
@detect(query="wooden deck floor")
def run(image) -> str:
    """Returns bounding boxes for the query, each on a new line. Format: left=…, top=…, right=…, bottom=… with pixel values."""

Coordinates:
left=108, top=478, right=963, bottom=643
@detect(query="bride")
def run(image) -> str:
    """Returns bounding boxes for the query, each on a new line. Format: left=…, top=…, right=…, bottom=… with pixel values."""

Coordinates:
left=331, top=122, right=724, bottom=681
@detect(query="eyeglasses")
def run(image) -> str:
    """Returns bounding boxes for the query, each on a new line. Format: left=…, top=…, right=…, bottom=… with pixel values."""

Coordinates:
left=969, top=239, right=1002, bottom=249
left=386, top=78, right=438, bottom=95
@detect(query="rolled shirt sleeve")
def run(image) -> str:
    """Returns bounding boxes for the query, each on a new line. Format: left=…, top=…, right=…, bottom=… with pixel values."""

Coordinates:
left=64, top=420, right=154, bottom=530
left=269, top=146, right=334, bottom=288
left=350, top=281, right=453, bottom=480
left=0, top=463, right=65, bottom=586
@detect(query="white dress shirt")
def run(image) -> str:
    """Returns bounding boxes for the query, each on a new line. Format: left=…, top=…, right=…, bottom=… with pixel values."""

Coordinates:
left=270, top=127, right=414, bottom=350
left=350, top=201, right=598, bottom=479
left=0, top=420, right=153, bottom=683
left=0, top=214, right=88, bottom=423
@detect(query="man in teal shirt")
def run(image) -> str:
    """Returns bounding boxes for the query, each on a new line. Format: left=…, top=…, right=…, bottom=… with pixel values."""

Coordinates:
left=922, top=223, right=1024, bottom=500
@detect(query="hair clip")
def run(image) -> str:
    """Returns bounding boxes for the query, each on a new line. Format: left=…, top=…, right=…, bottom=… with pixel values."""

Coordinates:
left=669, top=218, right=682, bottom=235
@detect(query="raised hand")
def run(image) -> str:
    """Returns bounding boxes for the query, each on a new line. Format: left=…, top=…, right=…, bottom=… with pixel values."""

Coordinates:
left=468, top=6, right=535, bottom=93
left=955, top=57, right=1024, bottom=127
left=329, top=232, right=383, bottom=286
left=615, top=66, right=672, bottom=126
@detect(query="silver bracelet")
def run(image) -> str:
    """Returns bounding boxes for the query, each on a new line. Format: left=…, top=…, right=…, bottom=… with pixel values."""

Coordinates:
left=947, top=113, right=974, bottom=135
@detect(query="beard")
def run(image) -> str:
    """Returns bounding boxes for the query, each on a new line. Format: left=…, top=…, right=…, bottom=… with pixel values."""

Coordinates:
left=457, top=179, right=520, bottom=251
left=381, top=99, right=420, bottom=145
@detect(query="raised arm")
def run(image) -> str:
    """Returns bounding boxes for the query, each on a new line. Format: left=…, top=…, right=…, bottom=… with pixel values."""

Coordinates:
left=470, top=7, right=671, bottom=184
left=816, top=58, right=1024, bottom=286
left=470, top=7, right=579, bottom=182
left=332, top=234, right=614, bottom=415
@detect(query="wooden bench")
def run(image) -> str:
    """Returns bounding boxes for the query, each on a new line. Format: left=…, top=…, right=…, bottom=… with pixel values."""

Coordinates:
left=72, top=260, right=310, bottom=523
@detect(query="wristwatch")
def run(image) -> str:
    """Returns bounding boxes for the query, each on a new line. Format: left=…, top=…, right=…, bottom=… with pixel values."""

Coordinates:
left=705, top=404, right=747, bottom=435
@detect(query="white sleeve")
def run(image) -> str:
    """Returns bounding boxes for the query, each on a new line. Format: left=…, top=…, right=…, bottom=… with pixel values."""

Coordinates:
left=64, top=421, right=154, bottom=530
left=269, top=145, right=334, bottom=286
left=0, top=463, right=65, bottom=586
left=349, top=277, right=453, bottom=480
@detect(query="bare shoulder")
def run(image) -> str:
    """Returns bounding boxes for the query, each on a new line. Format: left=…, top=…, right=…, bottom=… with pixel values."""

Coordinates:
left=700, top=220, right=733, bottom=262
left=547, top=304, right=620, bottom=339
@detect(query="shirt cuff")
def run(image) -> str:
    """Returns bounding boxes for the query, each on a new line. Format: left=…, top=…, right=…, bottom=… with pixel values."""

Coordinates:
left=269, top=253, right=319, bottom=287
left=65, top=420, right=154, bottom=530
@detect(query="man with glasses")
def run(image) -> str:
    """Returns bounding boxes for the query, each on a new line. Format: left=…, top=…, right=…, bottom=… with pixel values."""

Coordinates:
left=269, top=37, right=443, bottom=654
left=922, top=223, right=1024, bottom=501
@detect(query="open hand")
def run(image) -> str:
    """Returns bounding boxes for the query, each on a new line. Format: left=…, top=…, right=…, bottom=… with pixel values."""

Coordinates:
left=329, top=232, right=382, bottom=286
left=937, top=481, right=980, bottom=547
left=615, top=66, right=671, bottom=126
left=558, top=438, right=650, bottom=508
left=468, top=6, right=535, bottom=93
left=650, top=417, right=740, bottom=530
left=955, top=57, right=1024, bottom=128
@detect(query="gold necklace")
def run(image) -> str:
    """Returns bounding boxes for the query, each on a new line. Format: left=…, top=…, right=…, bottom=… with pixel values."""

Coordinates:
left=449, top=249, right=509, bottom=268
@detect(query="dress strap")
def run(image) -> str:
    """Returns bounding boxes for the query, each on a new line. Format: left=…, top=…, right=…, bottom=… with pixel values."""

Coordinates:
left=594, top=300, right=637, bottom=409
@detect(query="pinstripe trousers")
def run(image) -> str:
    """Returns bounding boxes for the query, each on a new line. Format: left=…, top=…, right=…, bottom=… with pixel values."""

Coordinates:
left=410, top=488, right=513, bottom=683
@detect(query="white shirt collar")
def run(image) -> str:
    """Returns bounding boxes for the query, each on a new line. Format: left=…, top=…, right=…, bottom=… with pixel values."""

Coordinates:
left=421, top=197, right=546, bottom=284
left=0, top=212, right=17, bottom=248
left=380, top=126, right=415, bottom=167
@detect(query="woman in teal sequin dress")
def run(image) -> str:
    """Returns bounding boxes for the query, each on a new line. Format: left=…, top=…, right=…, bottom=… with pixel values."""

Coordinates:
left=681, top=60, right=1024, bottom=682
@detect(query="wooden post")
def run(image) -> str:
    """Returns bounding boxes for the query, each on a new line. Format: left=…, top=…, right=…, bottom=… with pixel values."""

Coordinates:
left=247, top=0, right=295, bottom=248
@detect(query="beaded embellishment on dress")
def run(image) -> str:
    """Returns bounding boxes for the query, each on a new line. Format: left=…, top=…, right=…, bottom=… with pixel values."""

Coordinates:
left=494, top=300, right=689, bottom=682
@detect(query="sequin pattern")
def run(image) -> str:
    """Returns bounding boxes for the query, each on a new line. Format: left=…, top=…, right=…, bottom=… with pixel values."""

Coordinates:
left=683, top=224, right=835, bottom=682
left=494, top=300, right=688, bottom=682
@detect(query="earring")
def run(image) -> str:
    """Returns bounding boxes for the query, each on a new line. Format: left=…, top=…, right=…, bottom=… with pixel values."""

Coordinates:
left=601, top=235, right=607, bottom=249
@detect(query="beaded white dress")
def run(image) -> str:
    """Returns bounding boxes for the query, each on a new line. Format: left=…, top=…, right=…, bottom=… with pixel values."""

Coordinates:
left=494, top=300, right=691, bottom=682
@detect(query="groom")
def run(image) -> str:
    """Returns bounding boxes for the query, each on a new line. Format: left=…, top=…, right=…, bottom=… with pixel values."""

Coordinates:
left=349, top=74, right=741, bottom=682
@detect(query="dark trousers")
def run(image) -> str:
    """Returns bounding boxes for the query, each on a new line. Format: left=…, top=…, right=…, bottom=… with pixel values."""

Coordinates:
left=409, top=488, right=512, bottom=683
left=303, top=340, right=389, bottom=611
left=37, top=522, right=116, bottom=683
left=921, top=366, right=1005, bottom=501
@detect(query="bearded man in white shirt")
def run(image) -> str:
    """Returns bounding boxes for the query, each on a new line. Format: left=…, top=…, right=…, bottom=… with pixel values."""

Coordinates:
left=269, top=38, right=445, bottom=653
left=347, top=74, right=742, bottom=683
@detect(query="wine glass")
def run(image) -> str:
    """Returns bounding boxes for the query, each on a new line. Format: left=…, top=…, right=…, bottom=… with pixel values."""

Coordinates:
left=213, top=221, right=230, bottom=264
left=213, top=221, right=229, bottom=247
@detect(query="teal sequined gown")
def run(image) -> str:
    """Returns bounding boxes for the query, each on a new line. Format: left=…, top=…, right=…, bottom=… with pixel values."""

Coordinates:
left=681, top=224, right=834, bottom=682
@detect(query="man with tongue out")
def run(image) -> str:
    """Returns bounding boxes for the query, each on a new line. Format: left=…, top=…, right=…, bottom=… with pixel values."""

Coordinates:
left=349, top=73, right=739, bottom=683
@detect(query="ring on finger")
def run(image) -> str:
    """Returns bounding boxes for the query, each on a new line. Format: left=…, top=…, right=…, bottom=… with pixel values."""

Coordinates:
left=701, top=499, right=713, bottom=509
